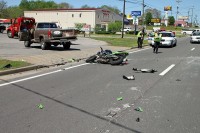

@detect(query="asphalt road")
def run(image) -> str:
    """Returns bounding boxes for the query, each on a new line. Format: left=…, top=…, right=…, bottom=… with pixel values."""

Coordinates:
left=0, top=36, right=200, bottom=133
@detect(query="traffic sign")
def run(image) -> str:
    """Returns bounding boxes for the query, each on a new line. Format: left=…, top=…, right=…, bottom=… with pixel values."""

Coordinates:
left=131, top=11, right=141, bottom=17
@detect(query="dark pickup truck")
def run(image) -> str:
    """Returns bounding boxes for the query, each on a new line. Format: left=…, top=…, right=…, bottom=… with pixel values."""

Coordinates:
left=19, top=22, right=77, bottom=50
left=0, top=25, right=6, bottom=33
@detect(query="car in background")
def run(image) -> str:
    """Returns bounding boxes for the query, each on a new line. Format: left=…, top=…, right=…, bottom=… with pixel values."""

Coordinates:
left=181, top=28, right=200, bottom=35
left=121, top=27, right=133, bottom=32
left=190, top=31, right=200, bottom=43
left=148, top=31, right=177, bottom=47
left=0, top=25, right=6, bottom=33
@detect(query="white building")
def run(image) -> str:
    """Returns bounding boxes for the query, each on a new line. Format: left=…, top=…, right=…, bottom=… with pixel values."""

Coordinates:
left=24, top=8, right=122, bottom=31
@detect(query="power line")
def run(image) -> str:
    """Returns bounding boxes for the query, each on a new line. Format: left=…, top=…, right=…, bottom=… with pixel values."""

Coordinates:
left=176, top=0, right=182, bottom=21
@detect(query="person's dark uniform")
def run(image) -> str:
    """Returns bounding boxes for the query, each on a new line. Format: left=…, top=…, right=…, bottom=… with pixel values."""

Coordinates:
left=153, top=32, right=162, bottom=54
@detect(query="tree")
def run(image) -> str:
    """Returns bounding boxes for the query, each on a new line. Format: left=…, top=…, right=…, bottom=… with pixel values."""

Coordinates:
left=99, top=5, right=121, bottom=14
left=19, top=0, right=58, bottom=10
left=19, top=0, right=30, bottom=10
left=145, top=8, right=161, bottom=18
left=108, top=21, right=122, bottom=32
left=57, top=2, right=73, bottom=9
left=0, top=0, right=6, bottom=10
left=1, top=6, right=23, bottom=18
left=81, top=4, right=95, bottom=8
left=145, top=12, right=152, bottom=25
left=168, top=16, right=175, bottom=26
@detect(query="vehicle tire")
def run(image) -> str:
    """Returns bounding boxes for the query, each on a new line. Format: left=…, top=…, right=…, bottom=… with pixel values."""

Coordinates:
left=183, top=32, right=186, bottom=35
left=0, top=29, right=4, bottom=33
left=40, top=38, right=48, bottom=50
left=63, top=42, right=71, bottom=50
left=7, top=31, right=13, bottom=38
left=86, top=55, right=97, bottom=63
left=110, top=56, right=124, bottom=65
left=170, top=41, right=173, bottom=48
left=174, top=43, right=177, bottom=47
left=24, top=40, right=32, bottom=47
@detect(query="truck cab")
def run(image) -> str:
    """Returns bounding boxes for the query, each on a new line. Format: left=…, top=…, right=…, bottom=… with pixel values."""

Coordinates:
left=7, top=17, right=35, bottom=38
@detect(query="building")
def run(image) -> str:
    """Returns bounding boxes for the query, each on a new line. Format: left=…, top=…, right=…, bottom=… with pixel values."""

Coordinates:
left=24, top=8, right=122, bottom=31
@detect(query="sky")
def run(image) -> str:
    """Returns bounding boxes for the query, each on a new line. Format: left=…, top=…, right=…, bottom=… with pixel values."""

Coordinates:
left=5, top=0, right=200, bottom=24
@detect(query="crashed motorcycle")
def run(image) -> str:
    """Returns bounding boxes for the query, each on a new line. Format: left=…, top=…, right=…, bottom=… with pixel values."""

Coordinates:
left=86, top=47, right=129, bottom=65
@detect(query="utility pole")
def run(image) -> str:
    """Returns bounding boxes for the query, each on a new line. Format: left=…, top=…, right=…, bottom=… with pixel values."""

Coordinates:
left=188, top=10, right=190, bottom=23
left=142, top=0, right=144, bottom=27
left=191, top=6, right=194, bottom=27
left=176, top=0, right=182, bottom=23
left=121, top=0, right=125, bottom=38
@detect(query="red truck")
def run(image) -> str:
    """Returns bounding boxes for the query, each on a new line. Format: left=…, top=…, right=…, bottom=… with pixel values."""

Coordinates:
left=7, top=17, right=35, bottom=38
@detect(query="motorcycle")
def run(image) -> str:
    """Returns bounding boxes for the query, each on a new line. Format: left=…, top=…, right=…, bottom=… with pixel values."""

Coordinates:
left=86, top=47, right=129, bottom=65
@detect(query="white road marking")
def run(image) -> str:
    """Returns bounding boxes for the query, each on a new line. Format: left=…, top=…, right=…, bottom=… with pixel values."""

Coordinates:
left=0, top=47, right=150, bottom=87
left=191, top=48, right=195, bottom=51
left=129, top=47, right=151, bottom=54
left=159, top=64, right=175, bottom=76
left=0, top=63, right=88, bottom=87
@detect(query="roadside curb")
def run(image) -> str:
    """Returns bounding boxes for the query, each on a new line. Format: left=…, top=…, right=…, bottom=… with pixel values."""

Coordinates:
left=0, top=46, right=150, bottom=76
left=0, top=65, right=46, bottom=76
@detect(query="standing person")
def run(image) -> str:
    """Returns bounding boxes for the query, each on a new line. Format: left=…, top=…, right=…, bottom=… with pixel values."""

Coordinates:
left=141, top=27, right=146, bottom=48
left=137, top=29, right=142, bottom=48
left=153, top=31, right=162, bottom=54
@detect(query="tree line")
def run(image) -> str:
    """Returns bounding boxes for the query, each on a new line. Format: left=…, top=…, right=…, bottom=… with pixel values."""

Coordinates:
left=0, top=0, right=121, bottom=18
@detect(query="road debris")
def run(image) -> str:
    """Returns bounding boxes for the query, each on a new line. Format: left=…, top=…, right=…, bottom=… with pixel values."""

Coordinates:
left=117, top=97, right=123, bottom=101
left=136, top=117, right=140, bottom=122
left=2, top=64, right=12, bottom=69
left=133, top=68, right=157, bottom=73
left=106, top=111, right=117, bottom=118
left=123, top=75, right=135, bottom=80
left=135, top=107, right=143, bottom=112
left=37, top=104, right=44, bottom=109
left=176, top=79, right=181, bottom=81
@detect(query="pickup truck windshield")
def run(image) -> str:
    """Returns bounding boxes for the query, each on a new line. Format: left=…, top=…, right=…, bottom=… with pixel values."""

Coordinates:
left=37, top=23, right=58, bottom=28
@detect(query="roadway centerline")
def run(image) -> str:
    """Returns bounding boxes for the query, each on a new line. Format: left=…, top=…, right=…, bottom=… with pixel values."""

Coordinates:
left=159, top=64, right=175, bottom=76
left=191, top=48, right=195, bottom=51
left=0, top=63, right=89, bottom=87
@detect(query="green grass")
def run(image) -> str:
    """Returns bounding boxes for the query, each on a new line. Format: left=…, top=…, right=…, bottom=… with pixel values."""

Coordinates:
left=0, top=59, right=31, bottom=71
left=91, top=37, right=148, bottom=47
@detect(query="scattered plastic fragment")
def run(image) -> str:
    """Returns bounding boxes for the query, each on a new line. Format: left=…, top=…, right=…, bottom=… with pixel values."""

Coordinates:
left=38, top=104, right=44, bottom=109
left=136, top=117, right=140, bottom=122
left=135, top=107, right=143, bottom=112
left=106, top=111, right=117, bottom=117
left=2, top=64, right=12, bottom=69
left=68, top=58, right=75, bottom=62
left=176, top=79, right=181, bottom=81
left=123, top=75, right=135, bottom=80
left=123, top=103, right=131, bottom=109
left=133, top=68, right=157, bottom=73
left=117, top=97, right=123, bottom=101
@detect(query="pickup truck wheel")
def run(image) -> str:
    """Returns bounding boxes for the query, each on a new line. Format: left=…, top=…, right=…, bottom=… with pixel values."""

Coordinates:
left=63, top=42, right=71, bottom=50
left=24, top=41, right=32, bottom=47
left=41, top=38, right=48, bottom=50
left=7, top=31, right=13, bottom=38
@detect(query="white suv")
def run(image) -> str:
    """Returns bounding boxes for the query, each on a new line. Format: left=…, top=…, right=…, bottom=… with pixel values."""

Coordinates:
left=121, top=27, right=133, bottom=32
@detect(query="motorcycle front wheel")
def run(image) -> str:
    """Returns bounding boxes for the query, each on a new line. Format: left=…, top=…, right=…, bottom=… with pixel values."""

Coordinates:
left=86, top=55, right=97, bottom=63
left=110, top=56, right=125, bottom=65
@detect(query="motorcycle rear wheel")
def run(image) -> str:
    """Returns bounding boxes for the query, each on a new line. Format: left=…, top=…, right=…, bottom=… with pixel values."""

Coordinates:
left=110, top=56, right=125, bottom=65
left=86, top=55, right=97, bottom=63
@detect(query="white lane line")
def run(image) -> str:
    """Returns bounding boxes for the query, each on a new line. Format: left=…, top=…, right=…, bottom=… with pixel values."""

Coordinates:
left=159, top=64, right=175, bottom=76
left=129, top=47, right=151, bottom=54
left=191, top=48, right=195, bottom=51
left=0, top=63, right=88, bottom=87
